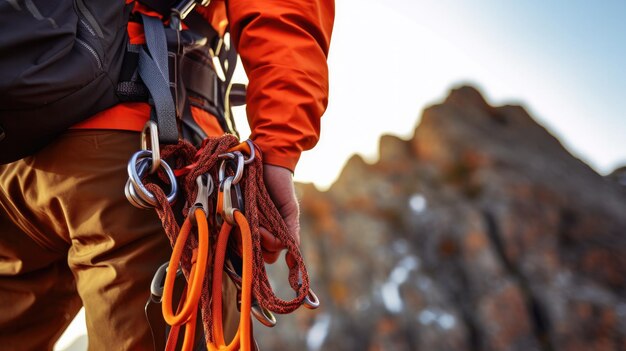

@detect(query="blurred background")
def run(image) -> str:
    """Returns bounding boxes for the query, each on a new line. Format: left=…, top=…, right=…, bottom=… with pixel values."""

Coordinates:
left=55, top=0, right=626, bottom=350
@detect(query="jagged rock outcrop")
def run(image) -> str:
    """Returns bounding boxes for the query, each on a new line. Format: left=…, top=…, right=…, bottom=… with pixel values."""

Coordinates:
left=607, top=166, right=626, bottom=187
left=254, top=86, right=626, bottom=351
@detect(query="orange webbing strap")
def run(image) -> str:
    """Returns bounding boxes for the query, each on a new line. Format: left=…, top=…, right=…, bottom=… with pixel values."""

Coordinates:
left=208, top=210, right=253, bottom=351
left=162, top=208, right=209, bottom=351
left=226, top=141, right=252, bottom=155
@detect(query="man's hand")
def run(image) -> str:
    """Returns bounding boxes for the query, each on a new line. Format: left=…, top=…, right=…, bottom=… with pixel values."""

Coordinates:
left=259, top=164, right=300, bottom=263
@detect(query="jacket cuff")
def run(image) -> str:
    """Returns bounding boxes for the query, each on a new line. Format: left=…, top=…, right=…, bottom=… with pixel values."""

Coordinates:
left=253, top=138, right=301, bottom=173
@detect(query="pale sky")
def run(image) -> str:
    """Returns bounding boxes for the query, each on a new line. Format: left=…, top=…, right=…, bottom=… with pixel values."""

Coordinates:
left=55, top=1, right=625, bottom=349
left=237, top=0, right=625, bottom=190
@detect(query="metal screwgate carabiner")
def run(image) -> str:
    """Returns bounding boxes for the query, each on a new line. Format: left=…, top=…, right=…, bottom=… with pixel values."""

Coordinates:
left=125, top=150, right=178, bottom=209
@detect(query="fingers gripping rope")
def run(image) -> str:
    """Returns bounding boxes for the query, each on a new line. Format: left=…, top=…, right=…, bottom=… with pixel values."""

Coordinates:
left=241, top=150, right=313, bottom=313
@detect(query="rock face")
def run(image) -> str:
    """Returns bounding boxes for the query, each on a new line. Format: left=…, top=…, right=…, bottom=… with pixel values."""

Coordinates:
left=254, top=86, right=626, bottom=351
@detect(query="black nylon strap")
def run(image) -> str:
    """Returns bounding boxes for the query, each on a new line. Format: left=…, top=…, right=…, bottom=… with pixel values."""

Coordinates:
left=118, top=43, right=140, bottom=82
left=138, top=14, right=179, bottom=144
left=184, top=9, right=219, bottom=43
left=181, top=55, right=218, bottom=104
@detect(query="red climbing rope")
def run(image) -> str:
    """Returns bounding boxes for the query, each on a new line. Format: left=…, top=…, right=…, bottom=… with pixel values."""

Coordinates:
left=141, top=134, right=312, bottom=350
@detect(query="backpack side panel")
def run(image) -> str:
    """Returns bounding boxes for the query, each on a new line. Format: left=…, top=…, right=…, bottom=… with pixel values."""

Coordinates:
left=0, top=0, right=132, bottom=164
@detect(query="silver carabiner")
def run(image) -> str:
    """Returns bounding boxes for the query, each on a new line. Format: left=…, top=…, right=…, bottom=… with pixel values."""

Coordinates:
left=217, top=174, right=246, bottom=225
left=297, top=270, right=320, bottom=309
left=303, top=289, right=320, bottom=310
left=243, top=139, right=256, bottom=165
left=141, top=121, right=161, bottom=174
left=218, top=151, right=245, bottom=185
left=189, top=174, right=213, bottom=220
left=127, top=150, right=178, bottom=207
left=218, top=140, right=256, bottom=165
left=149, top=261, right=183, bottom=303
left=126, top=179, right=153, bottom=209
left=125, top=157, right=154, bottom=209
left=219, top=176, right=236, bottom=225
left=251, top=302, right=277, bottom=328
left=224, top=260, right=277, bottom=328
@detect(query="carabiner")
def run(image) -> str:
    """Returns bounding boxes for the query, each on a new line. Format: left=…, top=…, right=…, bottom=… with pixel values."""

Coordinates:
left=218, top=151, right=245, bottom=185
left=221, top=139, right=256, bottom=165
left=303, top=289, right=320, bottom=310
left=251, top=302, right=277, bottom=328
left=243, top=139, right=256, bottom=164
left=126, top=150, right=178, bottom=207
left=217, top=175, right=246, bottom=225
left=297, top=270, right=320, bottom=309
left=149, top=261, right=183, bottom=303
left=189, top=174, right=213, bottom=220
left=140, top=121, right=161, bottom=174
left=218, top=176, right=236, bottom=225
left=225, top=257, right=277, bottom=328
left=125, top=158, right=153, bottom=209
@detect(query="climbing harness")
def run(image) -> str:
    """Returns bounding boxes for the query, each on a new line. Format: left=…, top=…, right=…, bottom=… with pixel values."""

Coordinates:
left=126, top=126, right=318, bottom=351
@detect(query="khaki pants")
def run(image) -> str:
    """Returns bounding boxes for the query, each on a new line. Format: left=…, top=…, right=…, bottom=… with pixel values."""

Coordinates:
left=0, top=130, right=237, bottom=350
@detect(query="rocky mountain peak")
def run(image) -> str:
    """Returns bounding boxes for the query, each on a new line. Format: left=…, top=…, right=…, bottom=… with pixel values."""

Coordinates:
left=444, top=85, right=492, bottom=109
left=256, top=85, right=626, bottom=351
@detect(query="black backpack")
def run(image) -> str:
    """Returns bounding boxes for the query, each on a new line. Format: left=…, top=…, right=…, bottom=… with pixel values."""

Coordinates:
left=0, top=0, right=242, bottom=164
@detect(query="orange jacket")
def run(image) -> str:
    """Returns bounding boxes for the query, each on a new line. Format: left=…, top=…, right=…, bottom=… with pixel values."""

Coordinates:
left=74, top=0, right=334, bottom=172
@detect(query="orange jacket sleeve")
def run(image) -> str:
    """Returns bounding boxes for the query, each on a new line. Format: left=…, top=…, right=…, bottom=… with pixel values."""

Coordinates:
left=227, top=0, right=334, bottom=172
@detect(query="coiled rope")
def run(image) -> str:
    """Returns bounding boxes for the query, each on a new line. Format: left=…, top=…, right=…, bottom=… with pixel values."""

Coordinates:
left=140, top=135, right=312, bottom=350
